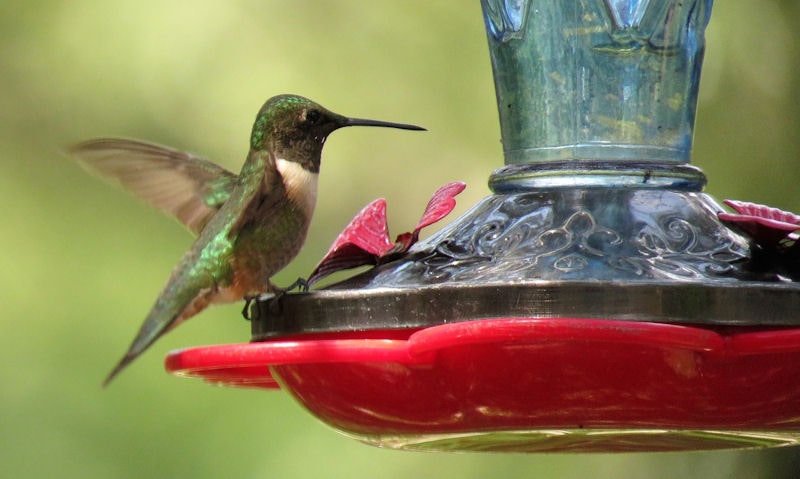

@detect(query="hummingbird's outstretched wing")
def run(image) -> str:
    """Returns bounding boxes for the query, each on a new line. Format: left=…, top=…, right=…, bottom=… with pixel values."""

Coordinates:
left=69, top=139, right=239, bottom=235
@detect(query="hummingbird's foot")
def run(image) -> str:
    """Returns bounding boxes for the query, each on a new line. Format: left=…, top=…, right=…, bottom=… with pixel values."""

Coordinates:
left=241, top=292, right=280, bottom=320
left=268, top=277, right=308, bottom=295
left=284, top=277, right=309, bottom=293
left=241, top=293, right=279, bottom=320
left=241, top=297, right=255, bottom=320
left=257, top=278, right=308, bottom=315
left=241, top=280, right=306, bottom=320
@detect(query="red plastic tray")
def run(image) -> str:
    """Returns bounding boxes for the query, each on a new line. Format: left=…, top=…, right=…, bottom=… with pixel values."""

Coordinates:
left=166, top=318, right=800, bottom=452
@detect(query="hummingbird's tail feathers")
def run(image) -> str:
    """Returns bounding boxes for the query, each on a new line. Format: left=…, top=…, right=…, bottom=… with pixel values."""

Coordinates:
left=101, top=272, right=216, bottom=387
left=102, top=353, right=137, bottom=387
left=68, top=139, right=238, bottom=235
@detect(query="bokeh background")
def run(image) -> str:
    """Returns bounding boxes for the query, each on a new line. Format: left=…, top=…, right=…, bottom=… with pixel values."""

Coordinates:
left=2, top=1, right=800, bottom=477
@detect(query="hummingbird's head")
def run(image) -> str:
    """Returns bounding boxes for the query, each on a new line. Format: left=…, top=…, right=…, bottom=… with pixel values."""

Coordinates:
left=250, top=94, right=424, bottom=172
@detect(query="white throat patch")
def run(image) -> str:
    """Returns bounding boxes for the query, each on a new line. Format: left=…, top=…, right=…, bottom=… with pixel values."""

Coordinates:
left=275, top=158, right=319, bottom=218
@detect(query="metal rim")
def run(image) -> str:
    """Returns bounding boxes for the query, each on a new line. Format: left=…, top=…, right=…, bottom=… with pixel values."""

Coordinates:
left=251, top=281, right=800, bottom=339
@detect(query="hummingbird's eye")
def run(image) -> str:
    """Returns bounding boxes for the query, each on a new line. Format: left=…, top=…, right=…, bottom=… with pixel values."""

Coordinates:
left=304, top=109, right=321, bottom=125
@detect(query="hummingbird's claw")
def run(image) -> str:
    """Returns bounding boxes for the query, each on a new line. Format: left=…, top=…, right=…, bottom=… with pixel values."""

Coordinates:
left=242, top=292, right=280, bottom=320
left=269, top=277, right=309, bottom=295
left=241, top=297, right=255, bottom=320
left=241, top=281, right=304, bottom=319
left=285, top=277, right=309, bottom=292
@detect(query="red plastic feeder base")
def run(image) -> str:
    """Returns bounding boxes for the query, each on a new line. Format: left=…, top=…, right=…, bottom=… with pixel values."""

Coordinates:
left=165, top=318, right=800, bottom=452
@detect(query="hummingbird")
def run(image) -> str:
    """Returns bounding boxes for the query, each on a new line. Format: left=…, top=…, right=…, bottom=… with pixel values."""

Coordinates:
left=70, top=94, right=425, bottom=386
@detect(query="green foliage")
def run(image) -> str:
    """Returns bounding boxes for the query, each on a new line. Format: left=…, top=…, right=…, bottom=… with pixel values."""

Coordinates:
left=1, top=1, right=799, bottom=477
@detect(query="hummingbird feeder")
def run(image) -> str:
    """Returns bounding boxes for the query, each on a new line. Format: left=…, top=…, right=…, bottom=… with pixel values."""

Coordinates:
left=166, top=0, right=800, bottom=453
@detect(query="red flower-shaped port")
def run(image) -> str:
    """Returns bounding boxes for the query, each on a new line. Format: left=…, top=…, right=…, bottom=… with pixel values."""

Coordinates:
left=719, top=200, right=800, bottom=249
left=307, top=181, right=466, bottom=287
left=719, top=199, right=800, bottom=281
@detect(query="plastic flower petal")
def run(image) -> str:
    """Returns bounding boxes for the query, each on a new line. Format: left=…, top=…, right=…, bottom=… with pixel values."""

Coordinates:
left=307, top=182, right=466, bottom=287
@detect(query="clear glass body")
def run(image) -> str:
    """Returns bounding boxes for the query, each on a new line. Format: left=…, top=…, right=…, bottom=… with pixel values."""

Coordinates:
left=481, top=0, right=713, bottom=165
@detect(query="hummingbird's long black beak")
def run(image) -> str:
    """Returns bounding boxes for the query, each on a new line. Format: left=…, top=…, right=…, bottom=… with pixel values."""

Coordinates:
left=344, top=117, right=426, bottom=131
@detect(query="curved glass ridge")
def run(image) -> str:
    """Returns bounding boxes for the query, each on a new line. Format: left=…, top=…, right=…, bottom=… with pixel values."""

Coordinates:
left=481, top=0, right=713, bottom=165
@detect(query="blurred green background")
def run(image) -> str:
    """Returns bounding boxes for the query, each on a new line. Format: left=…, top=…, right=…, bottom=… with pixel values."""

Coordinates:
left=2, top=1, right=800, bottom=477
